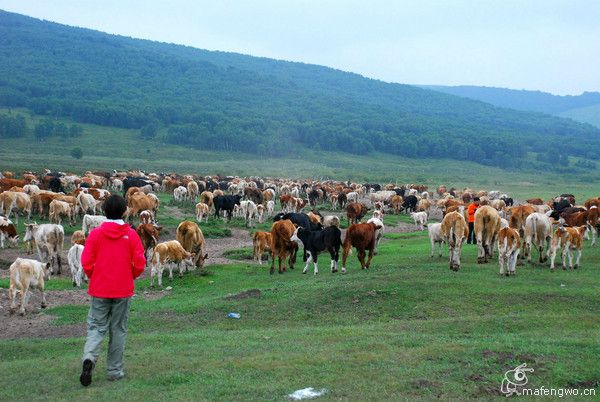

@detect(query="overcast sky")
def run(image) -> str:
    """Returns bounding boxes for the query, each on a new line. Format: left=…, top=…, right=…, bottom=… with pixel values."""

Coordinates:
left=1, top=0, right=598, bottom=95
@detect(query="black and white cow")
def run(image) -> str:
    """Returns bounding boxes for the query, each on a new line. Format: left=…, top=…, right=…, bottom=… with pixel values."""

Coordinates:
left=290, top=226, right=342, bottom=274
left=214, top=195, right=242, bottom=221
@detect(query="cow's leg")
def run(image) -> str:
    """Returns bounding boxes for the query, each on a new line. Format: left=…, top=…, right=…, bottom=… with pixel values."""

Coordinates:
left=499, top=253, right=506, bottom=275
left=56, top=253, right=62, bottom=275
left=341, top=242, right=352, bottom=274
left=430, top=237, right=435, bottom=258
left=476, top=234, right=485, bottom=264
left=438, top=241, right=443, bottom=258
left=312, top=252, right=319, bottom=275
left=365, top=248, right=374, bottom=269
left=19, top=284, right=30, bottom=316
left=178, top=262, right=185, bottom=277
left=9, top=284, right=18, bottom=313
left=302, top=251, right=313, bottom=274
left=567, top=248, right=574, bottom=270
left=549, top=244, right=557, bottom=271
left=270, top=250, right=275, bottom=275
left=561, top=247, right=568, bottom=270
left=289, top=247, right=297, bottom=269
left=358, top=249, right=367, bottom=269
left=40, top=286, right=47, bottom=309
left=538, top=244, right=545, bottom=263
left=574, top=248, right=581, bottom=269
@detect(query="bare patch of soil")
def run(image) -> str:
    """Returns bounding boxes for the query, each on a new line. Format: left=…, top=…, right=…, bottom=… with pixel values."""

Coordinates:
left=0, top=287, right=89, bottom=340
left=223, top=288, right=261, bottom=301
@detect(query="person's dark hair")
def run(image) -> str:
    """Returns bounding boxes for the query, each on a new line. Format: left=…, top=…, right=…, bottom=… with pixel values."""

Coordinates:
left=104, top=194, right=128, bottom=219
left=474, top=197, right=480, bottom=202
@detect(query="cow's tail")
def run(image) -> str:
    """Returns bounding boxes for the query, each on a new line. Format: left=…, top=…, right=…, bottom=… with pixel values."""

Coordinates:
left=448, top=224, right=455, bottom=247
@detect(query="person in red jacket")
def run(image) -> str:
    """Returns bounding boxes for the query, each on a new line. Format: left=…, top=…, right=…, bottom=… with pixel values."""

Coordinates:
left=79, top=194, right=146, bottom=387
left=467, top=197, right=481, bottom=244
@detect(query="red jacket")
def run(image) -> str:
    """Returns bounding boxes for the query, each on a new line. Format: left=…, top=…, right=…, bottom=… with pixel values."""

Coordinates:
left=82, top=221, right=146, bottom=298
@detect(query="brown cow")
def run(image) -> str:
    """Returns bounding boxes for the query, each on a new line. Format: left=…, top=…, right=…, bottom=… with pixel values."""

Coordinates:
left=137, top=223, right=162, bottom=266
left=583, top=197, right=600, bottom=210
left=526, top=198, right=544, bottom=205
left=0, top=178, right=26, bottom=192
left=509, top=204, right=535, bottom=258
left=176, top=221, right=208, bottom=269
left=560, top=206, right=599, bottom=246
left=200, top=191, right=214, bottom=209
left=269, top=219, right=298, bottom=274
left=70, top=230, right=86, bottom=246
left=126, top=192, right=159, bottom=223
left=252, top=231, right=272, bottom=265
left=341, top=222, right=381, bottom=273
left=346, top=202, right=369, bottom=225
left=0, top=215, right=19, bottom=248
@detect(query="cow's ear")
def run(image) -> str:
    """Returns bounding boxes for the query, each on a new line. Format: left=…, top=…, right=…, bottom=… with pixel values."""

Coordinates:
left=203, top=253, right=209, bottom=260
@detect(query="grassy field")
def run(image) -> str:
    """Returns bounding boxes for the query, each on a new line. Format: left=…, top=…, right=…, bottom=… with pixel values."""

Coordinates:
left=1, top=224, right=599, bottom=400
left=2, top=108, right=599, bottom=200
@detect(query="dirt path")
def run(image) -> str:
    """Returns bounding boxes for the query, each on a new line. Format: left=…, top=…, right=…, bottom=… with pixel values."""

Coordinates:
left=205, top=227, right=253, bottom=266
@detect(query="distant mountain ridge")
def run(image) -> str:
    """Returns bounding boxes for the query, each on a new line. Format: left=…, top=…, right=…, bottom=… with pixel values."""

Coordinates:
left=1, top=9, right=599, bottom=172
left=421, top=85, right=600, bottom=127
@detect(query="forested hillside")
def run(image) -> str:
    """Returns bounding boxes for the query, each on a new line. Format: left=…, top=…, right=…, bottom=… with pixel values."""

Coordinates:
left=423, top=85, right=600, bottom=127
left=1, top=10, right=599, bottom=171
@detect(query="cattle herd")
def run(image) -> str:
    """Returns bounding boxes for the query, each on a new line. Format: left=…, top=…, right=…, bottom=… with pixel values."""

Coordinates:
left=1, top=169, right=599, bottom=316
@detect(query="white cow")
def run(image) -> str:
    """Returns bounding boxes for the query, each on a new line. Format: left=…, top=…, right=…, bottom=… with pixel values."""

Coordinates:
left=524, top=212, right=552, bottom=264
left=266, top=200, right=275, bottom=217
left=82, top=214, right=107, bottom=235
left=77, top=192, right=97, bottom=216
left=67, top=244, right=85, bottom=287
left=410, top=211, right=428, bottom=230
left=366, top=216, right=385, bottom=255
left=428, top=222, right=444, bottom=258
left=23, top=223, right=64, bottom=275
left=173, top=186, right=188, bottom=201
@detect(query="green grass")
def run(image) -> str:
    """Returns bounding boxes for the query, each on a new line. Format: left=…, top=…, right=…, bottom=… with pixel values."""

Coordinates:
left=2, top=107, right=600, bottom=200
left=1, top=231, right=599, bottom=400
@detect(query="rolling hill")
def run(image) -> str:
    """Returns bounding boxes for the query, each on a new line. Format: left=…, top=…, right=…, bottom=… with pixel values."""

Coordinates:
left=1, top=9, right=600, bottom=172
left=423, top=85, right=600, bottom=128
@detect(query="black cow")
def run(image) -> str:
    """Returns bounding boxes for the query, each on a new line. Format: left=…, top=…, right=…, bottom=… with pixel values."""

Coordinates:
left=49, top=177, right=65, bottom=193
left=218, top=181, right=229, bottom=191
left=392, top=188, right=405, bottom=196
left=550, top=199, right=573, bottom=220
left=214, top=195, right=242, bottom=221
left=308, top=189, right=321, bottom=207
left=123, top=177, right=151, bottom=194
left=337, top=193, right=348, bottom=209
left=401, top=195, right=418, bottom=213
left=273, top=212, right=322, bottom=231
left=205, top=180, right=219, bottom=191
left=290, top=226, right=342, bottom=274
left=500, top=196, right=514, bottom=207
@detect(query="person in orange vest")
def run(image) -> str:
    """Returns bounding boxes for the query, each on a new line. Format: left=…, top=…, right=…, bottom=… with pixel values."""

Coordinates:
left=467, top=197, right=481, bottom=244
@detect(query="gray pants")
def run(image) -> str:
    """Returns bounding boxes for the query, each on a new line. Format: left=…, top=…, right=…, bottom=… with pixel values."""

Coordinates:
left=82, top=297, right=131, bottom=378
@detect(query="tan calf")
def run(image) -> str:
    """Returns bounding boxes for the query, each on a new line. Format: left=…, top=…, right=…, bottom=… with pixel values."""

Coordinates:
left=252, top=231, right=272, bottom=265
left=9, top=258, right=50, bottom=315
left=150, top=240, right=195, bottom=287
left=441, top=211, right=469, bottom=271
left=474, top=205, right=502, bottom=264
left=195, top=202, right=210, bottom=223
left=49, top=199, right=75, bottom=226
left=549, top=226, right=587, bottom=271
left=498, top=227, right=520, bottom=276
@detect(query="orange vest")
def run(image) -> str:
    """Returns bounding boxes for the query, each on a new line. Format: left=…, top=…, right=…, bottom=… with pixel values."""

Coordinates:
left=467, top=203, right=479, bottom=223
